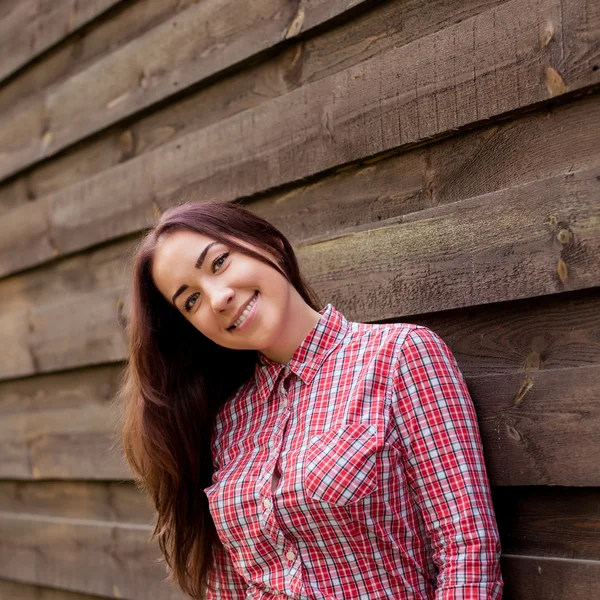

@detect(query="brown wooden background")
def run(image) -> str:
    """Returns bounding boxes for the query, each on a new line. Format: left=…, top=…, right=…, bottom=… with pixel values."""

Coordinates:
left=0, top=0, right=599, bottom=598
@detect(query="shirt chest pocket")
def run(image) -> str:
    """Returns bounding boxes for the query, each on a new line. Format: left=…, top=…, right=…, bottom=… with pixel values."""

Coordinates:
left=304, top=422, right=380, bottom=506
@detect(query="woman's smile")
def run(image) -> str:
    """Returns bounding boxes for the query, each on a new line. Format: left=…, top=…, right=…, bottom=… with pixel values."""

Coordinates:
left=228, top=291, right=259, bottom=332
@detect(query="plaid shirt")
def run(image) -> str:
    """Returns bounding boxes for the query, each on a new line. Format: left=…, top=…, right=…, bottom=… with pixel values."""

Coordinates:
left=204, top=304, right=503, bottom=599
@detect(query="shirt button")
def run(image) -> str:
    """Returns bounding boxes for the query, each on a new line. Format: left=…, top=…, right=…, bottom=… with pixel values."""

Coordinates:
left=263, top=498, right=272, bottom=509
left=285, top=550, right=296, bottom=561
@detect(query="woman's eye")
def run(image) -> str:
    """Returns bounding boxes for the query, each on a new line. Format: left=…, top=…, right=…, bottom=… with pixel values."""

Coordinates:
left=184, top=292, right=200, bottom=313
left=212, top=252, right=229, bottom=272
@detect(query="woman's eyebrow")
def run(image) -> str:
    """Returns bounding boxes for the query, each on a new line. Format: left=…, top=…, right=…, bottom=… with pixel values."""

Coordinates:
left=195, top=241, right=219, bottom=269
left=171, top=241, right=220, bottom=306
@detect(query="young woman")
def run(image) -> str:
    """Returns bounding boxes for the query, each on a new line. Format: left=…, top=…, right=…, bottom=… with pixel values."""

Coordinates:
left=120, top=200, right=503, bottom=599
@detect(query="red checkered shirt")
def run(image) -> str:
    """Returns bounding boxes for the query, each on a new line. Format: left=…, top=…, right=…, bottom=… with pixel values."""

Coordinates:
left=204, top=303, right=503, bottom=599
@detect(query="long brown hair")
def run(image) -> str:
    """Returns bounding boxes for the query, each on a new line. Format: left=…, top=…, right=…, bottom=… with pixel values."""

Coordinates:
left=118, top=200, right=320, bottom=598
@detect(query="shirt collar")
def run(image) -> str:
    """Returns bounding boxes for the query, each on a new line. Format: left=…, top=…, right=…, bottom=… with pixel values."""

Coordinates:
left=256, top=303, right=350, bottom=386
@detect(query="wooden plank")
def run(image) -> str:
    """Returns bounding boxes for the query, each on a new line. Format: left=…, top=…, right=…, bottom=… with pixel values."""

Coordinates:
left=0, top=481, right=153, bottom=524
left=1, top=359, right=598, bottom=485
left=0, top=579, right=107, bottom=600
left=0, top=494, right=598, bottom=599
left=493, top=487, right=600, bottom=560
left=476, top=365, right=600, bottom=486
left=0, top=515, right=185, bottom=600
left=0, top=0, right=123, bottom=83
left=0, top=0, right=372, bottom=183
left=1, top=0, right=598, bottom=278
left=501, top=555, right=600, bottom=599
left=1, top=485, right=598, bottom=598
left=297, top=167, right=600, bottom=322
left=0, top=365, right=128, bottom=480
left=252, top=92, right=600, bottom=250
left=0, top=165, right=599, bottom=380
left=398, top=286, right=600, bottom=379
left=0, top=0, right=508, bottom=213
left=0, top=0, right=198, bottom=122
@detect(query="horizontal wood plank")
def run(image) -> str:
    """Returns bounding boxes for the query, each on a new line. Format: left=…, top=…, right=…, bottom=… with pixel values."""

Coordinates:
left=0, top=578, right=108, bottom=600
left=1, top=0, right=598, bottom=278
left=501, top=555, right=600, bottom=599
left=0, top=0, right=508, bottom=212
left=0, top=0, right=370, bottom=183
left=1, top=362, right=598, bottom=485
left=0, top=486, right=598, bottom=597
left=0, top=0, right=123, bottom=83
left=493, top=487, right=600, bottom=560
left=0, top=0, right=199, bottom=124
left=0, top=365, right=128, bottom=480
left=476, top=365, right=600, bottom=486
left=0, top=514, right=184, bottom=600
left=298, top=167, right=600, bottom=322
left=0, top=481, right=153, bottom=524
left=0, top=165, right=599, bottom=380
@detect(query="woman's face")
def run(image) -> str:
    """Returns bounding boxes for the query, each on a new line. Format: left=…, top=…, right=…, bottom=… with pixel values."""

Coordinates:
left=151, top=229, right=293, bottom=351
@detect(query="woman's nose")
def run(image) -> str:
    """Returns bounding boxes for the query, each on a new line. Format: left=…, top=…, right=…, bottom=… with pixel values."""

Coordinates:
left=209, top=286, right=234, bottom=312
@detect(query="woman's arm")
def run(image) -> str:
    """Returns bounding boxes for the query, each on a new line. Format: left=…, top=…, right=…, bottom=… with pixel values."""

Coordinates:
left=392, top=326, right=503, bottom=600
left=206, top=542, right=248, bottom=599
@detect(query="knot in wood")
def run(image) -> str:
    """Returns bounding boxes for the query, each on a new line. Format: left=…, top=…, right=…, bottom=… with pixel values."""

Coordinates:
left=540, top=22, right=555, bottom=46
left=557, top=228, right=573, bottom=244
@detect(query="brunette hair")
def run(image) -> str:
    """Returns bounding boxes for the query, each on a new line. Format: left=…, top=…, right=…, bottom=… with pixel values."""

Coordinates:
left=118, top=200, right=321, bottom=598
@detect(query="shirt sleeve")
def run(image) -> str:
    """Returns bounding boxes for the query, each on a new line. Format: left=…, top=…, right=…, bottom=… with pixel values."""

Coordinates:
left=391, top=326, right=503, bottom=600
left=205, top=542, right=248, bottom=599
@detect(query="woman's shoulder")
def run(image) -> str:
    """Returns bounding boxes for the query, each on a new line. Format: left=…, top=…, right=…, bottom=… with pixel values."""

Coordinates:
left=345, top=318, right=422, bottom=355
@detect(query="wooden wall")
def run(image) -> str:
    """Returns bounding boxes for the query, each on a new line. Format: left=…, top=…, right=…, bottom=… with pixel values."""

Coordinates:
left=0, top=0, right=599, bottom=598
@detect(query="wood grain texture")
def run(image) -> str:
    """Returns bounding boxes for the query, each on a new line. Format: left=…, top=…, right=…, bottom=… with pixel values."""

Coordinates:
left=297, top=167, right=600, bottom=322
left=0, top=0, right=371, bottom=183
left=0, top=0, right=123, bottom=83
left=0, top=0, right=199, bottom=122
left=0, top=365, right=127, bottom=480
left=0, top=344, right=600, bottom=486
left=0, top=514, right=184, bottom=600
left=0, top=0, right=507, bottom=214
left=493, top=487, right=600, bottom=560
left=251, top=92, right=600, bottom=249
left=474, top=364, right=600, bottom=486
left=0, top=578, right=107, bottom=600
left=0, top=481, right=153, bottom=523
left=1, top=0, right=598, bottom=278
left=501, top=555, right=600, bottom=599
left=0, top=164, right=599, bottom=380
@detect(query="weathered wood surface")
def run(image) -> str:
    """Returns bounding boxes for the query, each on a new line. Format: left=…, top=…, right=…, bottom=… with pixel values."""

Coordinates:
left=0, top=579, right=108, bottom=600
left=0, top=0, right=199, bottom=122
left=0, top=365, right=127, bottom=480
left=2, top=287, right=598, bottom=484
left=1, top=165, right=598, bottom=380
left=1, top=0, right=599, bottom=278
left=0, top=482, right=168, bottom=600
left=299, top=167, right=600, bottom=322
left=0, top=0, right=372, bottom=183
left=476, top=364, right=600, bottom=486
left=0, top=515, right=184, bottom=600
left=494, top=487, right=600, bottom=559
left=0, top=482, right=598, bottom=598
left=0, top=0, right=123, bottom=83
left=501, top=555, right=600, bottom=599
left=0, top=481, right=153, bottom=523
left=0, top=0, right=507, bottom=212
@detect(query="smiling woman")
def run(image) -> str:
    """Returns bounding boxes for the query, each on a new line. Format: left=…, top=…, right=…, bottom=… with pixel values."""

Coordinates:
left=118, top=200, right=502, bottom=600
left=149, top=223, right=320, bottom=361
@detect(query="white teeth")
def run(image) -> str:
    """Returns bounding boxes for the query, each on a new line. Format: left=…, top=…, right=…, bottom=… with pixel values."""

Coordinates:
left=233, top=294, right=257, bottom=328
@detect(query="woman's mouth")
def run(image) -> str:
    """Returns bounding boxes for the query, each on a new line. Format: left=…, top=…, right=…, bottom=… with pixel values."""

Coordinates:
left=228, top=292, right=259, bottom=331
